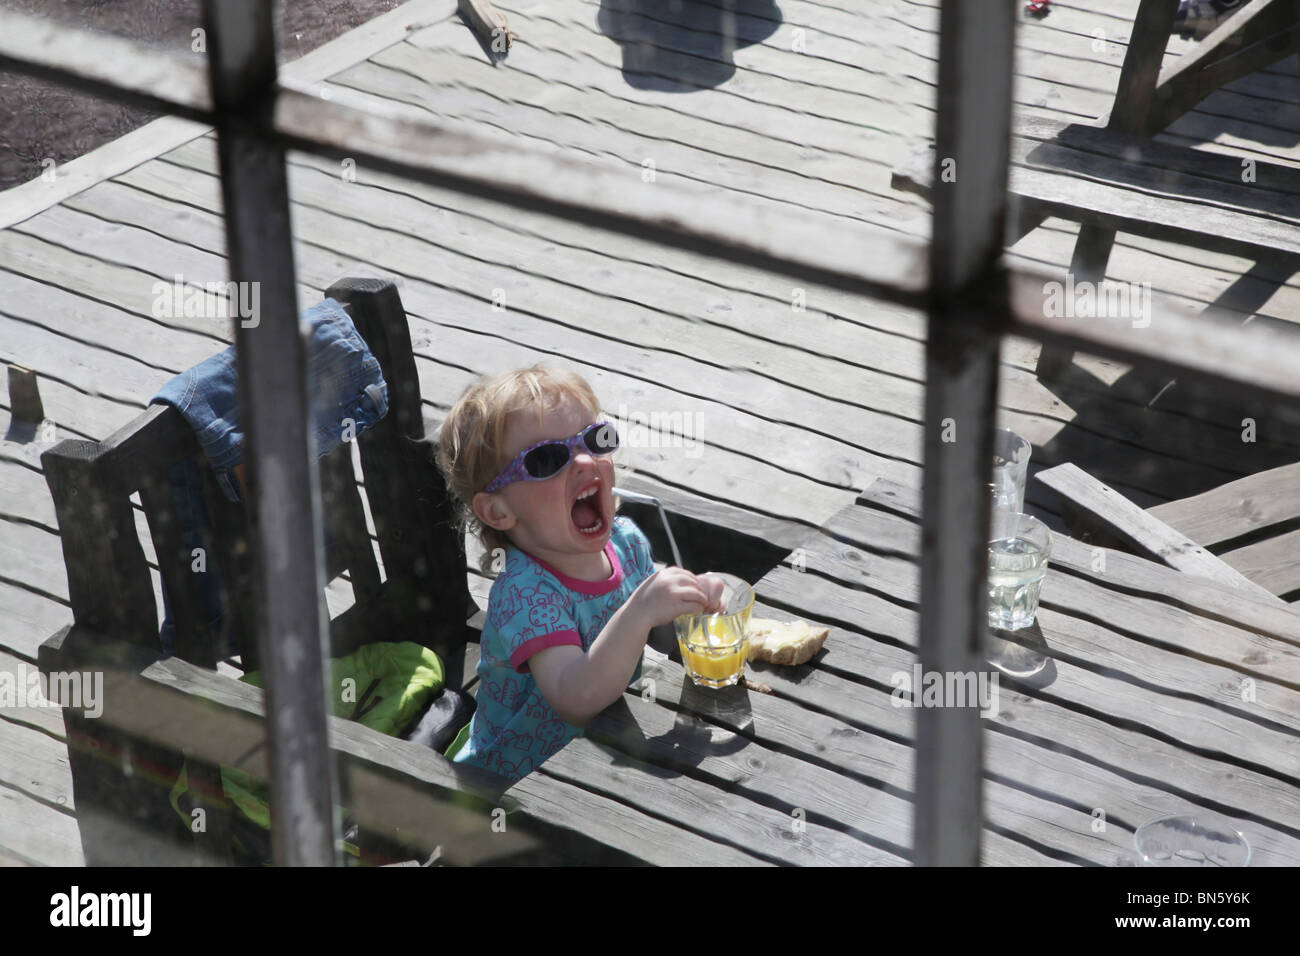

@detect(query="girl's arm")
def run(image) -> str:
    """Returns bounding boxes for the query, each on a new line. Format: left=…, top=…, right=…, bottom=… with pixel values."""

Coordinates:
left=529, top=568, right=721, bottom=726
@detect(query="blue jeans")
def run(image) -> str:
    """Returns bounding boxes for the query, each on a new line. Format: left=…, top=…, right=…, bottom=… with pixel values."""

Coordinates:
left=151, top=298, right=390, bottom=658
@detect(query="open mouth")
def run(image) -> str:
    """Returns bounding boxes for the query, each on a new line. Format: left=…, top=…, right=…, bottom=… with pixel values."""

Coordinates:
left=570, top=481, right=606, bottom=537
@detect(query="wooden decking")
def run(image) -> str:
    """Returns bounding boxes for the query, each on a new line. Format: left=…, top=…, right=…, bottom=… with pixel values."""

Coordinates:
left=2, top=0, right=1300, bottom=865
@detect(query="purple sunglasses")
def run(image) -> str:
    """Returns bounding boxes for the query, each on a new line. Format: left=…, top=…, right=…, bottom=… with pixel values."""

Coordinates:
left=484, top=421, right=620, bottom=493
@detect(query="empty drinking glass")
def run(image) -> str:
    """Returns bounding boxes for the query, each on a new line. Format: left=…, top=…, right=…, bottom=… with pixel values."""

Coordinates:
left=991, top=429, right=1032, bottom=541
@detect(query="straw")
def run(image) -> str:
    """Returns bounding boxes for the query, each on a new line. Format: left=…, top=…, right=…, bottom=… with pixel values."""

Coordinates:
left=612, top=488, right=684, bottom=569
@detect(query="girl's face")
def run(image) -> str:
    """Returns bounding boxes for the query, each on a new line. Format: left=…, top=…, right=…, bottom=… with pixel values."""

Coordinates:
left=474, top=394, right=616, bottom=579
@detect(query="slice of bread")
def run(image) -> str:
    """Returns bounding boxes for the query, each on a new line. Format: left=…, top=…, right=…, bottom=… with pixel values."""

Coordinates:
left=746, top=618, right=829, bottom=666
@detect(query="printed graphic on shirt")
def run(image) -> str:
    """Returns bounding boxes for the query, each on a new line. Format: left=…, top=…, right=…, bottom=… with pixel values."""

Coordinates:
left=454, top=516, right=655, bottom=782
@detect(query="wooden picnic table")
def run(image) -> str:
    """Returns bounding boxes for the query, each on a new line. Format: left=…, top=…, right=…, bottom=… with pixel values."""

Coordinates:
left=534, top=478, right=1300, bottom=865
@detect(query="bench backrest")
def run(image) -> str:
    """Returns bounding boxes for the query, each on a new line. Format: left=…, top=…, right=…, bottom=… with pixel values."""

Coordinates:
left=42, top=277, right=473, bottom=673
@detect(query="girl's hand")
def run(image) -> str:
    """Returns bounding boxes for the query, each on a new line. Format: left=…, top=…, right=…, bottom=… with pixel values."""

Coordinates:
left=630, top=567, right=722, bottom=628
left=696, top=573, right=726, bottom=614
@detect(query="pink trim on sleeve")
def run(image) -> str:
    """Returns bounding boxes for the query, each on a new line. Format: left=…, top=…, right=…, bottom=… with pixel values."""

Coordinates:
left=510, top=629, right=583, bottom=673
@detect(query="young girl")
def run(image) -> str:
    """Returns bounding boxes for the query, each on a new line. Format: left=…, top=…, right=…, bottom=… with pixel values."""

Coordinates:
left=436, top=366, right=722, bottom=782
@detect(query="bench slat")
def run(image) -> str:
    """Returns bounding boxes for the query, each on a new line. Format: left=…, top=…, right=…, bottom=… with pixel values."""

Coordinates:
left=319, top=442, right=382, bottom=604
left=1219, top=528, right=1300, bottom=599
left=1147, top=460, right=1300, bottom=546
left=893, top=118, right=1300, bottom=262
left=1036, top=462, right=1284, bottom=603
left=138, top=460, right=216, bottom=667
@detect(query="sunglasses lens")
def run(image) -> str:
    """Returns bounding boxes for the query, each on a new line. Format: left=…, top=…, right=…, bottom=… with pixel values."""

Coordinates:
left=586, top=423, right=619, bottom=454
left=523, top=442, right=570, bottom=479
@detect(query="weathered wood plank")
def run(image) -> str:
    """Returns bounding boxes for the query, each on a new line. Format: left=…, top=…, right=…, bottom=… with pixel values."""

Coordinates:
left=1018, top=116, right=1300, bottom=200
left=0, top=649, right=66, bottom=737
left=627, top=637, right=1138, bottom=865
left=0, top=367, right=142, bottom=446
left=0, top=782, right=83, bottom=867
left=411, top=4, right=914, bottom=171
left=733, top=609, right=1300, bottom=865
left=0, top=511, right=70, bottom=605
left=20, top=184, right=914, bottom=524
left=115, top=146, right=1246, bottom=507
left=0, top=581, right=72, bottom=663
left=0, top=713, right=76, bottom=811
left=590, top=652, right=1066, bottom=865
left=756, top=548, right=1300, bottom=838
left=348, top=44, right=902, bottom=231
left=846, top=477, right=1300, bottom=649
left=537, top=735, right=882, bottom=866
left=0, top=228, right=235, bottom=349
left=1148, top=461, right=1300, bottom=546
left=1036, top=462, right=1285, bottom=602
left=145, top=147, right=1260, bottom=496
left=896, top=131, right=1300, bottom=261
left=1219, top=528, right=1300, bottom=598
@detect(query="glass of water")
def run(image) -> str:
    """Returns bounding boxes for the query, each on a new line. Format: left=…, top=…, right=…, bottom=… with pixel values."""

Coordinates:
left=1134, top=813, right=1251, bottom=867
left=987, top=513, right=1051, bottom=631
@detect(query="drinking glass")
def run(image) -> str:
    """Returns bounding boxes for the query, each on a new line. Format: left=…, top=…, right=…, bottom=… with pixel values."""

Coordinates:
left=987, top=513, right=1051, bottom=631
left=1134, top=814, right=1251, bottom=867
left=675, top=573, right=754, bottom=688
left=991, top=429, right=1031, bottom=540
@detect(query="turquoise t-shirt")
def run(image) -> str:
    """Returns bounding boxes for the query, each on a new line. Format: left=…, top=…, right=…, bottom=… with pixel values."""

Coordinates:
left=453, top=516, right=656, bottom=783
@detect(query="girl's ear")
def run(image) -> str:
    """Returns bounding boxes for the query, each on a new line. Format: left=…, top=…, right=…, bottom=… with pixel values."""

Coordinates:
left=472, top=491, right=516, bottom=532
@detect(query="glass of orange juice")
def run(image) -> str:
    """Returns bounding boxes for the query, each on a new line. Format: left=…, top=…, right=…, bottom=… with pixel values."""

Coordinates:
left=675, top=573, right=755, bottom=688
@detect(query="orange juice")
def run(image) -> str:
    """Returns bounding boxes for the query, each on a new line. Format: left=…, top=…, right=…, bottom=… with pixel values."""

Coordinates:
left=677, top=617, right=748, bottom=688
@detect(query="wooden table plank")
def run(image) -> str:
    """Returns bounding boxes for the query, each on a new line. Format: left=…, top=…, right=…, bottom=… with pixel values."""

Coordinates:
left=755, top=561, right=1300, bottom=863
left=813, top=507, right=1300, bottom=732
left=538, top=735, right=892, bottom=866
left=1148, top=461, right=1300, bottom=547
left=614, top=646, right=1093, bottom=864
left=1036, top=462, right=1285, bottom=602
left=832, top=489, right=1300, bottom=651
left=739, top=626, right=1300, bottom=865
left=1219, top=529, right=1300, bottom=600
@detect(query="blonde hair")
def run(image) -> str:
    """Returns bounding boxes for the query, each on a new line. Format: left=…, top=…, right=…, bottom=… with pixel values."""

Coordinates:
left=436, top=365, right=606, bottom=574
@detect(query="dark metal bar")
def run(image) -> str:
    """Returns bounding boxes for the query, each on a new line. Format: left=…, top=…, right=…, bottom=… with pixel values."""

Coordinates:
left=201, top=0, right=339, bottom=866
left=915, top=0, right=1017, bottom=866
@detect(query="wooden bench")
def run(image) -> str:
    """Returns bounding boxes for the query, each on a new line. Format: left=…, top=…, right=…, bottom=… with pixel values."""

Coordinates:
left=893, top=0, right=1300, bottom=377
left=1036, top=460, right=1297, bottom=605
left=34, top=277, right=657, bottom=865
left=893, top=116, right=1300, bottom=267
